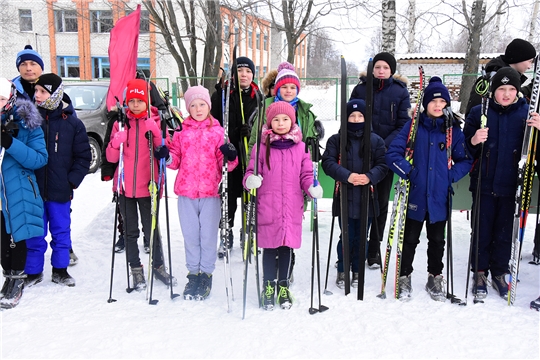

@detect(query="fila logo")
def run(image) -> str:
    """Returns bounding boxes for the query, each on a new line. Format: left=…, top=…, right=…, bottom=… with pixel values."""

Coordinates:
left=501, top=76, right=510, bottom=84
left=130, top=89, right=145, bottom=95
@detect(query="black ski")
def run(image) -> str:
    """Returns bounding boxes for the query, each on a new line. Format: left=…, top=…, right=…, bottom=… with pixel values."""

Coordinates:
left=340, top=56, right=351, bottom=294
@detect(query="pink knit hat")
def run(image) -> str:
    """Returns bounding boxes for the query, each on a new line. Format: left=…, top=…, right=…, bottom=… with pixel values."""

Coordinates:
left=266, top=101, right=296, bottom=126
left=184, top=85, right=211, bottom=110
left=274, top=62, right=301, bottom=95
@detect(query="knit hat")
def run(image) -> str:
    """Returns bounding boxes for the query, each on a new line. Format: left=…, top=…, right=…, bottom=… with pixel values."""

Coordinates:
left=35, top=73, right=64, bottom=111
left=274, top=62, right=301, bottom=95
left=373, top=52, right=397, bottom=75
left=0, top=78, right=12, bottom=100
left=266, top=101, right=296, bottom=126
left=16, top=45, right=44, bottom=70
left=347, top=99, right=366, bottom=118
left=500, top=38, right=537, bottom=65
left=125, top=79, right=149, bottom=105
left=422, top=76, right=450, bottom=109
left=184, top=85, right=211, bottom=110
left=490, top=67, right=521, bottom=93
left=236, top=56, right=255, bottom=75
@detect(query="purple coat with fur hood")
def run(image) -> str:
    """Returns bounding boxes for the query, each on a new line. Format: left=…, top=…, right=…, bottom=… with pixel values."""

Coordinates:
left=243, top=124, right=313, bottom=249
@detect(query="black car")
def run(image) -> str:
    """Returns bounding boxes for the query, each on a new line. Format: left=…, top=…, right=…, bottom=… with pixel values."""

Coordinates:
left=64, top=82, right=109, bottom=174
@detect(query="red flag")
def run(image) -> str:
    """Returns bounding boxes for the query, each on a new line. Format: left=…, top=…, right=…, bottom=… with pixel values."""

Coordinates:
left=106, top=5, right=141, bottom=111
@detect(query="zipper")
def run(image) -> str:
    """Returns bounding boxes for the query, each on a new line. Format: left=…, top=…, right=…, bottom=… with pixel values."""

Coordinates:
left=391, top=102, right=395, bottom=122
left=27, top=176, right=37, bottom=198
left=54, top=132, right=58, bottom=152
left=132, top=121, right=138, bottom=198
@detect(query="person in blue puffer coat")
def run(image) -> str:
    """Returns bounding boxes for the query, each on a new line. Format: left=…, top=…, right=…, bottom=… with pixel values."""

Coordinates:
left=0, top=78, right=48, bottom=309
left=386, top=77, right=472, bottom=302
left=25, top=73, right=91, bottom=288
left=350, top=52, right=411, bottom=268
left=464, top=67, right=540, bottom=301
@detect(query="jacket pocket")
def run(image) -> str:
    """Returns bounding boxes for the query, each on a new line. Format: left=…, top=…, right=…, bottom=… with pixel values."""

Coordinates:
left=27, top=176, right=38, bottom=198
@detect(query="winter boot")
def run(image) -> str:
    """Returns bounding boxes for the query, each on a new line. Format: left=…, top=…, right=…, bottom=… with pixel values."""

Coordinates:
left=336, top=272, right=345, bottom=289
left=195, top=273, right=212, bottom=301
left=425, top=274, right=446, bottom=302
left=183, top=272, right=199, bottom=300
left=153, top=265, right=177, bottom=287
left=0, top=270, right=11, bottom=300
left=530, top=296, right=540, bottom=311
left=367, top=250, right=381, bottom=270
left=398, top=274, right=412, bottom=301
left=277, top=280, right=293, bottom=309
left=114, top=235, right=125, bottom=253
left=472, top=271, right=488, bottom=299
left=143, top=238, right=150, bottom=254
left=52, top=268, right=76, bottom=287
left=131, top=266, right=146, bottom=292
left=261, top=280, right=276, bottom=311
left=491, top=274, right=509, bottom=300
left=0, top=270, right=26, bottom=309
left=69, top=248, right=78, bottom=266
left=352, top=272, right=359, bottom=288
left=25, top=272, right=43, bottom=287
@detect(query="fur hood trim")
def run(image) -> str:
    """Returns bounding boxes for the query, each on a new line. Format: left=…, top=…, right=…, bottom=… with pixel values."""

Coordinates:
left=15, top=98, right=43, bottom=130
left=358, top=71, right=409, bottom=86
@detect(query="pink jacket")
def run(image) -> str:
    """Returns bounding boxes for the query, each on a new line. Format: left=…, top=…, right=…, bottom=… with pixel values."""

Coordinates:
left=106, top=107, right=162, bottom=198
left=243, top=140, right=313, bottom=249
left=167, top=116, right=238, bottom=199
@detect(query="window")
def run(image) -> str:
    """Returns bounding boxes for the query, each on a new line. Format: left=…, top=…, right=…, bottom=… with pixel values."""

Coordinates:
left=248, top=28, right=252, bottom=49
left=263, top=34, right=268, bottom=51
left=136, top=58, right=150, bottom=78
left=234, top=25, right=239, bottom=44
left=91, top=10, right=113, bottom=33
left=126, top=9, right=150, bottom=33
left=55, top=10, right=78, bottom=33
left=263, top=66, right=267, bottom=75
left=92, top=57, right=110, bottom=78
left=256, top=32, right=260, bottom=50
left=224, top=24, right=229, bottom=41
left=57, top=56, right=80, bottom=78
left=19, top=9, right=33, bottom=32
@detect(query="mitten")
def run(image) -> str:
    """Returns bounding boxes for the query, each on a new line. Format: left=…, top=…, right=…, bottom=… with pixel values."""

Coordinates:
left=219, top=142, right=237, bottom=161
left=154, top=145, right=170, bottom=160
left=245, top=174, right=263, bottom=190
left=308, top=184, right=323, bottom=199
left=240, top=124, right=251, bottom=138
left=1, top=125, right=13, bottom=149
left=111, top=131, right=127, bottom=149
left=145, top=117, right=161, bottom=138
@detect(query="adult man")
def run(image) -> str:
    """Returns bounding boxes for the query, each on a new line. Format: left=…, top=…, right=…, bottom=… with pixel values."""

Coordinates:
left=12, top=45, right=44, bottom=100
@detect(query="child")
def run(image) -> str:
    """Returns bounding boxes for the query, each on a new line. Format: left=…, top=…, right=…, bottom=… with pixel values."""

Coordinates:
left=106, top=78, right=173, bottom=292
left=24, top=73, right=91, bottom=288
left=464, top=67, right=540, bottom=300
left=321, top=99, right=388, bottom=289
left=385, top=77, right=472, bottom=301
left=167, top=85, right=238, bottom=301
left=0, top=78, right=47, bottom=308
left=243, top=101, right=322, bottom=310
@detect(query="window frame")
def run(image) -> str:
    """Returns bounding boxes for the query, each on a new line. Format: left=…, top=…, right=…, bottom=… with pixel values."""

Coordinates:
left=19, top=9, right=33, bottom=32
left=91, top=10, right=113, bottom=33
left=54, top=10, right=78, bottom=33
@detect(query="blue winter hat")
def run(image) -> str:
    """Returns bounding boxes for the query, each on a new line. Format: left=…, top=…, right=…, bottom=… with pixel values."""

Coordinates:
left=422, top=76, right=450, bottom=109
left=347, top=99, right=366, bottom=118
left=16, top=45, right=44, bottom=70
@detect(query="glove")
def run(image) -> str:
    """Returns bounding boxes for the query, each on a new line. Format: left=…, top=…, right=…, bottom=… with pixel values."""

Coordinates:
left=220, top=142, right=237, bottom=161
left=1, top=124, right=13, bottom=150
left=308, top=184, right=323, bottom=199
left=245, top=174, right=263, bottom=190
left=154, top=145, right=170, bottom=160
left=145, top=117, right=161, bottom=138
left=240, top=124, right=251, bottom=138
left=111, top=131, right=127, bottom=149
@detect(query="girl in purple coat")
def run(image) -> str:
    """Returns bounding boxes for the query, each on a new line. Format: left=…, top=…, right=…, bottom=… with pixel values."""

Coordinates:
left=243, top=101, right=323, bottom=310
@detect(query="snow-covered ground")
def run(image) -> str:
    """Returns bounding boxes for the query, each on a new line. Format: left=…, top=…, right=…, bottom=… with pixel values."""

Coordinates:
left=1, top=119, right=539, bottom=359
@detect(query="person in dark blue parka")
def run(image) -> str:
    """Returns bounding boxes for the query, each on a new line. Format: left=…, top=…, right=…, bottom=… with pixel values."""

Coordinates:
left=350, top=52, right=411, bottom=268
left=386, top=77, right=472, bottom=302
left=25, top=74, right=91, bottom=287
left=464, top=67, right=540, bottom=301
left=0, top=78, right=48, bottom=308
left=322, top=99, right=388, bottom=289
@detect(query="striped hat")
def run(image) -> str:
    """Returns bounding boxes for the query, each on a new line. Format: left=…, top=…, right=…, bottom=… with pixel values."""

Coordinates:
left=274, top=61, right=300, bottom=95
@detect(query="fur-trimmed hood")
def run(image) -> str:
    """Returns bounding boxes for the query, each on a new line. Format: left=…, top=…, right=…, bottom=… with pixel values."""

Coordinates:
left=2, top=98, right=43, bottom=130
left=261, top=69, right=278, bottom=95
left=358, top=71, right=409, bottom=87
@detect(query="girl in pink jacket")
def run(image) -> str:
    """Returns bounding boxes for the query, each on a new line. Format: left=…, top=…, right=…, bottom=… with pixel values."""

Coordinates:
left=106, top=79, right=172, bottom=292
left=167, top=86, right=238, bottom=301
left=243, top=101, right=323, bottom=310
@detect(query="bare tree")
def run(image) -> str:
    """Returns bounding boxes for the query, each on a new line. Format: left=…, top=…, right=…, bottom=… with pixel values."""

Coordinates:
left=528, top=0, right=539, bottom=45
left=406, top=0, right=416, bottom=53
left=381, top=0, right=396, bottom=53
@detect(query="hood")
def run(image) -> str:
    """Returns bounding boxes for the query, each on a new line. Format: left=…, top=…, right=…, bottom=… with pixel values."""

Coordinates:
left=12, top=98, right=43, bottom=130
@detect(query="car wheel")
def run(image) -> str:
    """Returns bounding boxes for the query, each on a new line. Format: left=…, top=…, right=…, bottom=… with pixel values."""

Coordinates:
left=88, top=137, right=101, bottom=174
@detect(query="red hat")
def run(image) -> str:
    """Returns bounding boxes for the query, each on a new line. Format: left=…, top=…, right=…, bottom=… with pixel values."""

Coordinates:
left=266, top=101, right=296, bottom=126
left=125, top=79, right=149, bottom=105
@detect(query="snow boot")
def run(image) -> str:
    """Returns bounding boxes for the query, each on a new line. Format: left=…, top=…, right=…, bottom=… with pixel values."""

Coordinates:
left=367, top=250, right=381, bottom=270
left=261, top=280, right=276, bottom=311
left=25, top=272, right=43, bottom=287
left=336, top=272, right=345, bottom=289
left=425, top=274, right=446, bottom=302
left=195, top=273, right=212, bottom=301
left=398, top=274, right=412, bottom=301
left=153, top=265, right=177, bottom=287
left=0, top=270, right=26, bottom=309
left=69, top=248, right=78, bottom=266
left=277, top=280, right=293, bottom=309
left=131, top=266, right=146, bottom=292
left=491, top=274, right=509, bottom=300
left=143, top=238, right=150, bottom=254
left=114, top=235, right=125, bottom=253
left=52, top=268, right=76, bottom=287
left=183, top=272, right=199, bottom=300
left=530, top=296, right=540, bottom=311
left=472, top=271, right=488, bottom=299
left=0, top=270, right=11, bottom=300
left=352, top=272, right=359, bottom=288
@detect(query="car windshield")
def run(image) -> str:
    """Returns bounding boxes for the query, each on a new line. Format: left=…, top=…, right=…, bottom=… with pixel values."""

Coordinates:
left=64, top=85, right=108, bottom=111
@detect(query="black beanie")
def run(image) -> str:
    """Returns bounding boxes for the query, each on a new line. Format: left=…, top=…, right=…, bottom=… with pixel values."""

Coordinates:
left=36, top=73, right=63, bottom=94
left=422, top=76, right=451, bottom=109
left=372, top=52, right=397, bottom=75
left=490, top=67, right=521, bottom=93
left=236, top=56, right=255, bottom=75
left=500, top=38, right=537, bottom=65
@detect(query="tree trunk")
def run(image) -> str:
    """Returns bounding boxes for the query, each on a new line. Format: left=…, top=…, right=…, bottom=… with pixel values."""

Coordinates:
left=407, top=0, right=416, bottom=53
left=381, top=0, right=396, bottom=53
left=201, top=0, right=221, bottom=89
left=529, top=0, right=539, bottom=43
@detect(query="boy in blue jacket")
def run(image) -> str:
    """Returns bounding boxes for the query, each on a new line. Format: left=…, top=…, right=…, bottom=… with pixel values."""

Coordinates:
left=25, top=73, right=91, bottom=287
left=386, top=77, right=472, bottom=301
